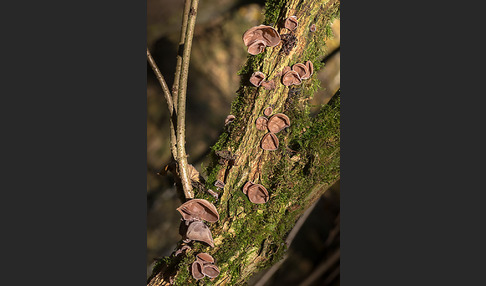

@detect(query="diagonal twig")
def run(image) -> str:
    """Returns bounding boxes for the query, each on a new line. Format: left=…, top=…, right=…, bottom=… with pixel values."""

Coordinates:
left=147, top=47, right=178, bottom=161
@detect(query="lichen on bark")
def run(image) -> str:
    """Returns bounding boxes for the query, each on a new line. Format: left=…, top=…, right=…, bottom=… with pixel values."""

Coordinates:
left=147, top=0, right=340, bottom=285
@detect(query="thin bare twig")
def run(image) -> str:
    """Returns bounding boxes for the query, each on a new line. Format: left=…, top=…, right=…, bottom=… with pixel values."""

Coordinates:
left=171, top=0, right=192, bottom=112
left=176, top=0, right=200, bottom=199
left=147, top=47, right=178, bottom=161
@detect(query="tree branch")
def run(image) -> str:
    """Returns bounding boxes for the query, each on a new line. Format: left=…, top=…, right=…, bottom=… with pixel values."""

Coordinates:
left=175, top=0, right=200, bottom=199
left=171, top=0, right=192, bottom=112
left=147, top=47, right=179, bottom=161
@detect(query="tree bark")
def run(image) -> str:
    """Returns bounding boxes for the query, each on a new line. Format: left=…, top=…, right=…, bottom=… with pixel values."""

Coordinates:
left=148, top=0, right=340, bottom=285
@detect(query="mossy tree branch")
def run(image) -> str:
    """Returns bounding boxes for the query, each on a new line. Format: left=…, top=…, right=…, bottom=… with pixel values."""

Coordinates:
left=148, top=0, right=340, bottom=284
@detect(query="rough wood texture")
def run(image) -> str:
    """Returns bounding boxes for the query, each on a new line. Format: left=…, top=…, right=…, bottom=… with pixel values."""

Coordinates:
left=148, top=0, right=340, bottom=285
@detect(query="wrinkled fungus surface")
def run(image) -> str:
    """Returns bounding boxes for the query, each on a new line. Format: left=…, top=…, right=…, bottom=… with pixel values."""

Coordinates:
left=176, top=199, right=219, bottom=223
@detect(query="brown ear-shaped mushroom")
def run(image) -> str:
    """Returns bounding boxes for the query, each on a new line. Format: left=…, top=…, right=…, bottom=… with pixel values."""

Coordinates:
left=202, top=264, right=220, bottom=278
left=285, top=16, right=298, bottom=31
left=310, top=24, right=316, bottom=32
left=225, top=115, right=235, bottom=126
left=261, top=132, right=279, bottom=151
left=196, top=253, right=215, bottom=265
left=250, top=71, right=266, bottom=87
left=247, top=183, right=269, bottom=204
left=243, top=25, right=280, bottom=53
left=176, top=199, right=219, bottom=223
left=260, top=80, right=275, bottom=90
left=247, top=40, right=266, bottom=55
left=263, top=106, right=273, bottom=117
left=255, top=116, right=268, bottom=131
left=186, top=221, right=215, bottom=247
left=242, top=181, right=255, bottom=195
left=282, top=70, right=302, bottom=86
left=267, top=113, right=290, bottom=133
left=305, top=60, right=314, bottom=78
left=260, top=26, right=281, bottom=47
left=191, top=261, right=205, bottom=280
left=243, top=26, right=264, bottom=46
left=292, top=63, right=308, bottom=79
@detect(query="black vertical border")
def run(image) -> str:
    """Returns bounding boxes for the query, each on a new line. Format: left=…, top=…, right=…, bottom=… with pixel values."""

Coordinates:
left=1, top=0, right=147, bottom=284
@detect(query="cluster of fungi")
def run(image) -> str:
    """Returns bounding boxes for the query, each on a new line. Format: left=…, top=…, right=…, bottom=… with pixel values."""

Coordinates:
left=164, top=14, right=317, bottom=283
left=175, top=199, right=221, bottom=280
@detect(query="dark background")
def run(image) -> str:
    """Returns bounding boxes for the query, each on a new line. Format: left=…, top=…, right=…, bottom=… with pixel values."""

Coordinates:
left=2, top=0, right=486, bottom=285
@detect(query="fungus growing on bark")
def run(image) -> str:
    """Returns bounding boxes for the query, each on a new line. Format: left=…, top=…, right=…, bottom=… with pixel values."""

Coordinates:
left=214, top=179, right=225, bottom=189
left=282, top=66, right=291, bottom=75
left=310, top=23, right=316, bottom=32
left=249, top=71, right=266, bottom=87
left=305, top=60, right=314, bottom=78
left=255, top=116, right=269, bottom=131
left=247, top=40, right=266, bottom=55
left=174, top=244, right=191, bottom=256
left=202, top=264, right=220, bottom=278
left=282, top=70, right=302, bottom=86
left=191, top=260, right=204, bottom=280
left=247, top=183, right=270, bottom=204
left=242, top=181, right=254, bottom=195
left=196, top=253, right=215, bottom=264
left=284, top=16, right=298, bottom=31
left=263, top=106, right=273, bottom=117
left=225, top=115, right=235, bottom=126
left=176, top=199, right=219, bottom=223
left=243, top=25, right=281, bottom=55
left=261, top=132, right=279, bottom=151
left=292, top=63, right=308, bottom=79
left=267, top=113, right=291, bottom=133
left=186, top=220, right=215, bottom=247
left=260, top=80, right=275, bottom=90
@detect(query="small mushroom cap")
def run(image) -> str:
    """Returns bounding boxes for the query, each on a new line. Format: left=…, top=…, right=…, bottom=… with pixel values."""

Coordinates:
left=292, top=63, right=308, bottom=79
left=309, top=23, right=316, bottom=32
left=250, top=71, right=266, bottom=87
left=305, top=60, right=314, bottom=77
left=214, top=180, right=225, bottom=189
left=260, top=80, right=275, bottom=90
left=247, top=40, right=266, bottom=55
left=243, top=25, right=281, bottom=48
left=261, top=132, right=279, bottom=151
left=186, top=221, right=215, bottom=247
left=196, top=253, right=215, bottom=264
left=191, top=261, right=205, bottom=280
left=255, top=116, right=269, bottom=131
left=202, top=264, right=220, bottom=278
left=267, top=113, right=291, bottom=133
left=285, top=16, right=298, bottom=31
left=263, top=107, right=273, bottom=117
left=176, top=199, right=220, bottom=223
left=225, top=115, right=235, bottom=126
left=247, top=183, right=270, bottom=204
left=242, top=181, right=254, bottom=195
left=282, top=70, right=302, bottom=86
